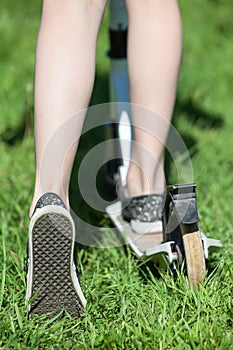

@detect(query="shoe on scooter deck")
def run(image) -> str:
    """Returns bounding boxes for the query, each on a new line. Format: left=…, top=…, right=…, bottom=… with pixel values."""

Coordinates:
left=106, top=201, right=176, bottom=267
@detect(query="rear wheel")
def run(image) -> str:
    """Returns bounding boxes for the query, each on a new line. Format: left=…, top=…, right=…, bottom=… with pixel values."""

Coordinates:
left=183, top=230, right=206, bottom=288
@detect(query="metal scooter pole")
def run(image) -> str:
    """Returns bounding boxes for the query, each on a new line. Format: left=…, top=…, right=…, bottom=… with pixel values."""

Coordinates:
left=107, top=0, right=131, bottom=189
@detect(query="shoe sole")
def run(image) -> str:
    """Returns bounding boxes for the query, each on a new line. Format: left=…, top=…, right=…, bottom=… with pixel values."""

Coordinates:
left=26, top=205, right=86, bottom=319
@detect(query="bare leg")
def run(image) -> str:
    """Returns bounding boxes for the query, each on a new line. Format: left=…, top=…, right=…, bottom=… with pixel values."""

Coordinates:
left=30, top=0, right=107, bottom=217
left=125, top=0, right=182, bottom=197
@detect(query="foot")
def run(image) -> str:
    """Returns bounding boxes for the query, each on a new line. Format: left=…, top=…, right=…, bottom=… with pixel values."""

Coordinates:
left=121, top=194, right=164, bottom=234
left=26, top=192, right=86, bottom=319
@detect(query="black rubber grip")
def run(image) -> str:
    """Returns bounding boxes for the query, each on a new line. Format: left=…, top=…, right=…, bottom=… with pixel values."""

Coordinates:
left=108, top=28, right=128, bottom=59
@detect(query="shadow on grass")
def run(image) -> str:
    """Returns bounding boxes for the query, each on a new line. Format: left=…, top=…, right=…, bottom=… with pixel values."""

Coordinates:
left=165, top=95, right=224, bottom=183
left=174, top=95, right=224, bottom=129
left=0, top=103, right=33, bottom=145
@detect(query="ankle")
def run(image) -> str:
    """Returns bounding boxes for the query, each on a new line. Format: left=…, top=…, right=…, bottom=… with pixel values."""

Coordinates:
left=125, top=174, right=165, bottom=198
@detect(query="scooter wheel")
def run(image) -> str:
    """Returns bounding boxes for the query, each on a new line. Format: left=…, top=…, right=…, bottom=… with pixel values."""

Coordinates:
left=183, top=230, right=206, bottom=288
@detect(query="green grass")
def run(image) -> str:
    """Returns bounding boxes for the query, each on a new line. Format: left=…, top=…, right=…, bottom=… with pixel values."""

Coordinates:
left=0, top=0, right=233, bottom=348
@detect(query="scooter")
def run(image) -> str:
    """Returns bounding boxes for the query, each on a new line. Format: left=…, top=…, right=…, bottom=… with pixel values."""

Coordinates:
left=105, top=0, right=222, bottom=288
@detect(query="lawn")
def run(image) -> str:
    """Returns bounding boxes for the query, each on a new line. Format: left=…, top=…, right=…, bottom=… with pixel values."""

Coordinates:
left=0, top=0, right=233, bottom=349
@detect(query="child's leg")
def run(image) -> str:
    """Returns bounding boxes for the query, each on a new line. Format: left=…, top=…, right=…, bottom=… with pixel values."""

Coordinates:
left=125, top=0, right=182, bottom=197
left=30, top=0, right=107, bottom=217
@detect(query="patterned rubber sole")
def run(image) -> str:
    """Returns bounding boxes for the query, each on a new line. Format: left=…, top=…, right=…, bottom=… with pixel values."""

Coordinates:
left=29, top=212, right=83, bottom=319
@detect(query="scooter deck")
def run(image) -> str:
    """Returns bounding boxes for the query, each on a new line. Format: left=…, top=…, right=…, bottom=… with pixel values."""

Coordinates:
left=106, top=201, right=223, bottom=266
left=106, top=201, right=175, bottom=265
